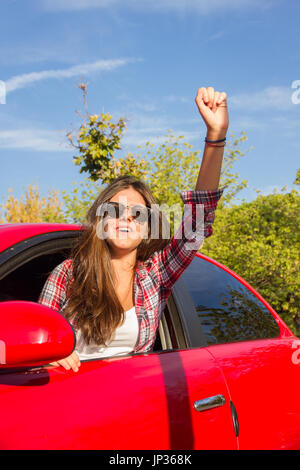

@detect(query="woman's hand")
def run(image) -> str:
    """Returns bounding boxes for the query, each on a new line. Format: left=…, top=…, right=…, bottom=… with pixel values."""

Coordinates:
left=195, top=87, right=229, bottom=139
left=49, top=350, right=81, bottom=372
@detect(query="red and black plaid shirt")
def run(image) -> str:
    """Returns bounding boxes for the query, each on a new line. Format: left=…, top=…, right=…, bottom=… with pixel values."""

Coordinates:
left=38, top=187, right=226, bottom=353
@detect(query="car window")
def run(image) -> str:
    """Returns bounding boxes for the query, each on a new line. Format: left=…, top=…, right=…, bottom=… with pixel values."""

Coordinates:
left=0, top=233, right=78, bottom=302
left=0, top=251, right=71, bottom=302
left=0, top=241, right=175, bottom=356
left=181, top=256, right=280, bottom=346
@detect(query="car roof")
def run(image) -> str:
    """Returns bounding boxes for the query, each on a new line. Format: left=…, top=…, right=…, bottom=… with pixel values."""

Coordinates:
left=0, top=223, right=83, bottom=252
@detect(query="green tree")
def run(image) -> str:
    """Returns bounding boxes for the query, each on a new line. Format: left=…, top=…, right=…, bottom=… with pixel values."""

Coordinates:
left=62, top=129, right=250, bottom=226
left=61, top=178, right=103, bottom=224
left=294, top=168, right=300, bottom=186
left=122, top=130, right=249, bottom=233
left=0, top=183, right=66, bottom=224
left=135, top=131, right=249, bottom=201
left=66, top=83, right=148, bottom=184
left=65, top=83, right=250, bottom=227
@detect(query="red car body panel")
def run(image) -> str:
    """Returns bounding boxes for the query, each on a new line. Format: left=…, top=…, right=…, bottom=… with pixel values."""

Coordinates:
left=0, top=223, right=82, bottom=252
left=0, top=223, right=299, bottom=450
left=207, top=338, right=300, bottom=450
left=0, top=349, right=237, bottom=450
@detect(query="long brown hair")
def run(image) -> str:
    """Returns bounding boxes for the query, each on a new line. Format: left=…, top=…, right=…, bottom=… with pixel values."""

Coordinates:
left=63, top=175, right=170, bottom=346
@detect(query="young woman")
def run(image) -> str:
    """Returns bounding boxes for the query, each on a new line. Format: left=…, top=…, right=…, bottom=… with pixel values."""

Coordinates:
left=38, top=86, right=229, bottom=372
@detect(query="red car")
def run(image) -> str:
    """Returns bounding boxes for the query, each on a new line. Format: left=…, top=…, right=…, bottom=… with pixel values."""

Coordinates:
left=0, top=223, right=299, bottom=450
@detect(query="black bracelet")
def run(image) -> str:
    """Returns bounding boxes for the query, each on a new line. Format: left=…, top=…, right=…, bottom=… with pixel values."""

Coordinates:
left=205, top=137, right=226, bottom=143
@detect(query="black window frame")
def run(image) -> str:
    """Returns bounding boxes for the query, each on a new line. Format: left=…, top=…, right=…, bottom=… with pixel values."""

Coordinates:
left=0, top=230, right=80, bottom=280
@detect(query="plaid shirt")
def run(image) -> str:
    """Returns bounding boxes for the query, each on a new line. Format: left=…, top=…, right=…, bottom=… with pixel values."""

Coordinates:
left=38, top=187, right=225, bottom=354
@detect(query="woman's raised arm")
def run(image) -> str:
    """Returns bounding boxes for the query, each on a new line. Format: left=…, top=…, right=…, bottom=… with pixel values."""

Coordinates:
left=149, top=86, right=229, bottom=290
left=194, top=86, right=228, bottom=190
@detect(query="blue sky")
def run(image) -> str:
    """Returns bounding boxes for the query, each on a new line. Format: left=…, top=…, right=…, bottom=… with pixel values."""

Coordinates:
left=1, top=0, right=299, bottom=206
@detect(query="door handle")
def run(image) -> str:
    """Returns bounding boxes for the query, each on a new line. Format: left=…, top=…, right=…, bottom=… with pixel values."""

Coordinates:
left=193, top=394, right=226, bottom=412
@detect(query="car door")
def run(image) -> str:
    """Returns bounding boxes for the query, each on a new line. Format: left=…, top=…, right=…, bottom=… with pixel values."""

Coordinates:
left=0, top=347, right=237, bottom=450
left=206, top=337, right=300, bottom=450
left=0, top=226, right=237, bottom=450
left=178, top=254, right=300, bottom=450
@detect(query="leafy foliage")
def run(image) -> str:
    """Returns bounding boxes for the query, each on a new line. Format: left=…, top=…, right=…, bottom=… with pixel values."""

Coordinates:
left=66, top=83, right=250, bottom=223
left=0, top=184, right=65, bottom=224
left=66, top=82, right=147, bottom=184
left=61, top=178, right=103, bottom=224
left=68, top=111, right=127, bottom=183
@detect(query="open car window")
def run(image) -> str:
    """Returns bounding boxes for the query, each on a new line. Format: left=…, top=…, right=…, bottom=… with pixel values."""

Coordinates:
left=0, top=231, right=187, bottom=359
left=0, top=232, right=79, bottom=303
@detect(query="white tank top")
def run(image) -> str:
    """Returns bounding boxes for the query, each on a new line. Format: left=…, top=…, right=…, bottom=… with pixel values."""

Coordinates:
left=75, top=306, right=139, bottom=360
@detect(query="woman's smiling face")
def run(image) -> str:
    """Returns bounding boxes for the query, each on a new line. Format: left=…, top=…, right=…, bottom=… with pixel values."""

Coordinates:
left=103, top=186, right=149, bottom=254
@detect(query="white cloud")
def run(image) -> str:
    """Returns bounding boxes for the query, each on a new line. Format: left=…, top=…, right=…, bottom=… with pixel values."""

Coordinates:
left=5, top=57, right=141, bottom=94
left=0, top=129, right=72, bottom=152
left=43, top=0, right=115, bottom=10
left=0, top=40, right=83, bottom=67
left=123, top=130, right=201, bottom=148
left=230, top=86, right=295, bottom=112
left=120, top=112, right=169, bottom=147
left=254, top=184, right=293, bottom=196
left=42, top=0, right=271, bottom=13
left=120, top=112, right=202, bottom=148
left=163, top=95, right=189, bottom=104
left=116, top=95, right=158, bottom=113
left=204, top=30, right=226, bottom=43
left=230, top=116, right=269, bottom=131
left=110, top=94, right=206, bottom=149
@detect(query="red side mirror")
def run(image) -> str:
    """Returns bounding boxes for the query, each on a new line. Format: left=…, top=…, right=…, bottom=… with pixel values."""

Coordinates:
left=0, top=301, right=75, bottom=368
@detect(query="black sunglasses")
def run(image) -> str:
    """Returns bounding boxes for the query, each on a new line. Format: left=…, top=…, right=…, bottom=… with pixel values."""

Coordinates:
left=99, top=201, right=152, bottom=224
